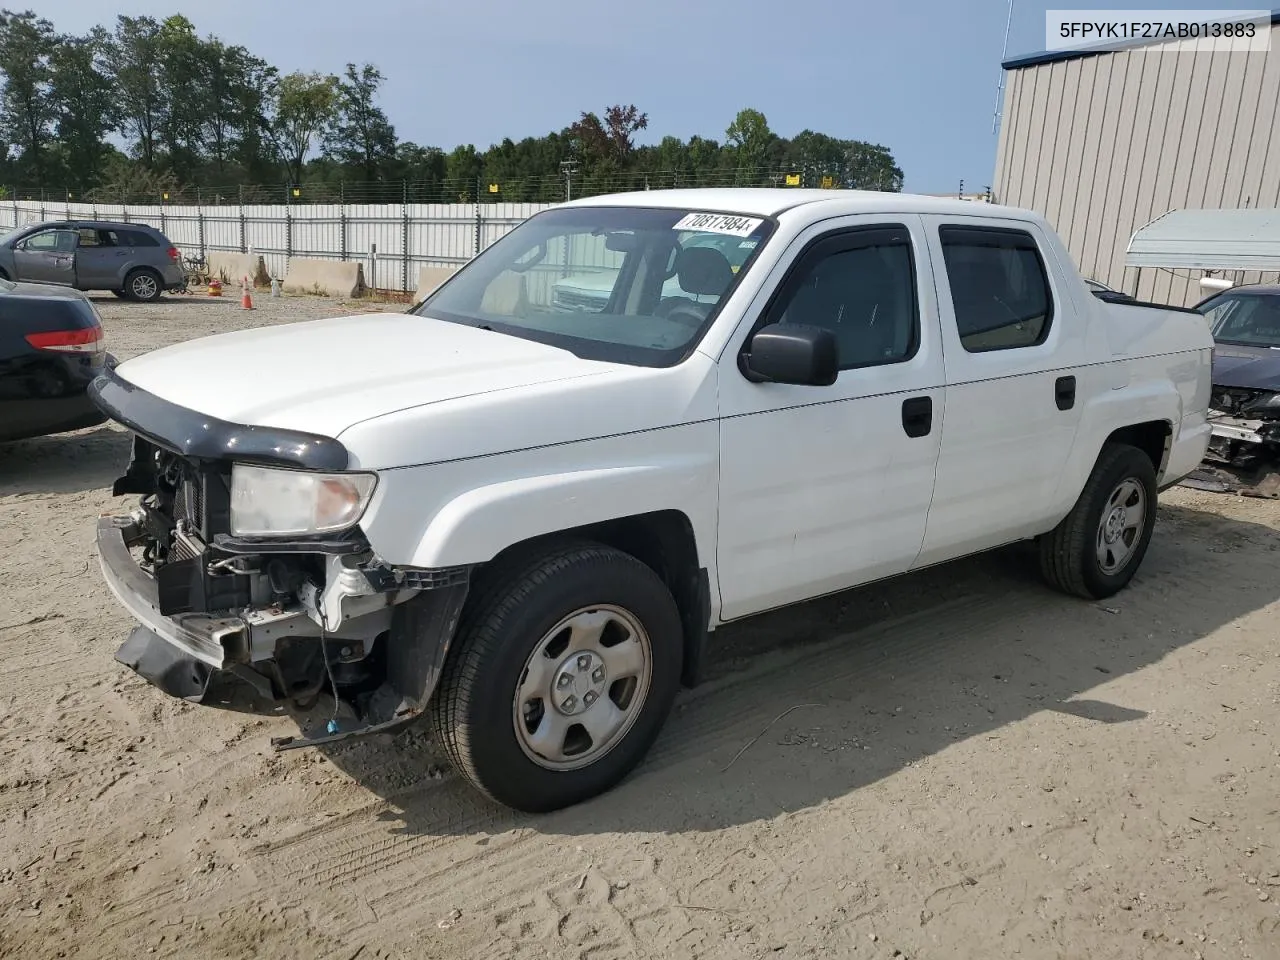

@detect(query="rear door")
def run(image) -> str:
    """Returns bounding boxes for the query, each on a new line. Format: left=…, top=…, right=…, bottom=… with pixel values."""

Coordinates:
left=12, top=229, right=78, bottom=285
left=914, top=216, right=1089, bottom=567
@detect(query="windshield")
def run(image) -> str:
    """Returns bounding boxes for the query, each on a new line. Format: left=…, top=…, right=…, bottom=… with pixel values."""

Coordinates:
left=1198, top=292, right=1280, bottom=348
left=413, top=206, right=775, bottom=367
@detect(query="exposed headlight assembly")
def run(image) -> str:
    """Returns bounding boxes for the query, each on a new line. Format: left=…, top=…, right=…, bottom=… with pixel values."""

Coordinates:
left=229, top=464, right=377, bottom=537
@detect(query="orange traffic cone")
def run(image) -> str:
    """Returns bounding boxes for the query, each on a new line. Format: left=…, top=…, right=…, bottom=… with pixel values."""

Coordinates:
left=241, top=278, right=254, bottom=310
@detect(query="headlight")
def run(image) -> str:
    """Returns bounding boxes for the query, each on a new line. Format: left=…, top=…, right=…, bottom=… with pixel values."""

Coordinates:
left=229, top=464, right=377, bottom=537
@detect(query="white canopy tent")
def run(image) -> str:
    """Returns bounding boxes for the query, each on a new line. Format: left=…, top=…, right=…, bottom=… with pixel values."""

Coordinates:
left=1126, top=207, right=1280, bottom=271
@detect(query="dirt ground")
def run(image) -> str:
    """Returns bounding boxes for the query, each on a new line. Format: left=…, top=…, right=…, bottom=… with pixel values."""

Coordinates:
left=2, top=292, right=1279, bottom=960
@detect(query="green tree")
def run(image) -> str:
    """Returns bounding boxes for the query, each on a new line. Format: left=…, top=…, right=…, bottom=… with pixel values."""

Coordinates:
left=843, top=140, right=903, bottom=191
left=270, top=71, right=337, bottom=185
left=324, top=62, right=396, bottom=180
left=202, top=40, right=276, bottom=176
left=0, top=9, right=56, bottom=183
left=109, top=15, right=164, bottom=168
left=153, top=15, right=205, bottom=181
left=444, top=143, right=481, bottom=198
left=48, top=27, right=117, bottom=191
left=725, top=107, right=775, bottom=179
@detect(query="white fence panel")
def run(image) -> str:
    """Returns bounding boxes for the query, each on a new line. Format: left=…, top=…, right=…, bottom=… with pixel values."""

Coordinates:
left=0, top=197, right=558, bottom=290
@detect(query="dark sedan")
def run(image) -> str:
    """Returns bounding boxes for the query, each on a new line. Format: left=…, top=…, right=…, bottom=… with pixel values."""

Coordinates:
left=0, top=279, right=115, bottom=443
left=1192, top=284, right=1280, bottom=494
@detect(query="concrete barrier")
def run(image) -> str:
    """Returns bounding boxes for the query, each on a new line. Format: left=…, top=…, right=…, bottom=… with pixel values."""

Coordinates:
left=206, top=251, right=268, bottom=286
left=413, top=265, right=458, bottom=303
left=281, top=258, right=366, bottom=298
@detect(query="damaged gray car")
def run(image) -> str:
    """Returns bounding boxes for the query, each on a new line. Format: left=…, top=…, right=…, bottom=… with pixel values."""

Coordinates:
left=1192, top=284, right=1280, bottom=497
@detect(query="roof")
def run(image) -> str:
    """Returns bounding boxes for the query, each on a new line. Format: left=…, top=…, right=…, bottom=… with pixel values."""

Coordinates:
left=1003, top=9, right=1280, bottom=70
left=21, top=219, right=160, bottom=232
left=562, top=187, right=1033, bottom=221
left=1126, top=208, right=1280, bottom=271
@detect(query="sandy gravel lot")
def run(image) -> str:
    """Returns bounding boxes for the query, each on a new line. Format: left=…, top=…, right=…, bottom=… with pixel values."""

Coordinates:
left=1, top=293, right=1278, bottom=960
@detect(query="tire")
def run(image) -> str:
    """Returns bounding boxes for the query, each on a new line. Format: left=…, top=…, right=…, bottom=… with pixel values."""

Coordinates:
left=111, top=290, right=128, bottom=299
left=124, top=268, right=162, bottom=302
left=431, top=541, right=683, bottom=813
left=1038, top=443, right=1158, bottom=600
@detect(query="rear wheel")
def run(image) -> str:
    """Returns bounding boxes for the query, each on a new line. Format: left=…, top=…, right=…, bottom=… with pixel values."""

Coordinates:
left=1038, top=443, right=1158, bottom=599
left=431, top=542, right=683, bottom=813
left=124, top=268, right=162, bottom=302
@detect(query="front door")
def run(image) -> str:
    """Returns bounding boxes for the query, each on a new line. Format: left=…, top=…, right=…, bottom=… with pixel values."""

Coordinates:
left=913, top=215, right=1089, bottom=568
left=716, top=215, right=947, bottom=621
left=12, top=229, right=78, bottom=285
left=73, top=227, right=130, bottom=287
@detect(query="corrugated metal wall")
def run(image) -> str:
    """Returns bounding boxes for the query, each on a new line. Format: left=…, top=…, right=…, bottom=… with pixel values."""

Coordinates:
left=993, top=25, right=1280, bottom=306
left=0, top=199, right=553, bottom=292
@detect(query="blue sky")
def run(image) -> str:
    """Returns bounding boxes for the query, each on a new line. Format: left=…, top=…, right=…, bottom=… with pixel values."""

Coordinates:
left=49, top=1, right=1248, bottom=193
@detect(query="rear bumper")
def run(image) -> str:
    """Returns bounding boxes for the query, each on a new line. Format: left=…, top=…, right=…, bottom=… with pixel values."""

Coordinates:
left=1160, top=419, right=1214, bottom=491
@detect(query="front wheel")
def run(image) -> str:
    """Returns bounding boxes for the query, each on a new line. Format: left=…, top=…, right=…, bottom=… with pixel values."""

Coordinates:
left=431, top=542, right=683, bottom=813
left=1038, top=443, right=1158, bottom=600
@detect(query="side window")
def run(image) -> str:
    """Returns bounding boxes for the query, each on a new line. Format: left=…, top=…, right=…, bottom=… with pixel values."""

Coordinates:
left=764, top=225, right=919, bottom=370
left=77, top=228, right=103, bottom=247
left=126, top=230, right=158, bottom=246
left=21, top=230, right=76, bottom=253
left=939, top=225, right=1054, bottom=353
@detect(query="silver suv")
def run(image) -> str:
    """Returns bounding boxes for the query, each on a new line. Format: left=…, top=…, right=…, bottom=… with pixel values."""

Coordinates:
left=0, top=220, right=185, bottom=302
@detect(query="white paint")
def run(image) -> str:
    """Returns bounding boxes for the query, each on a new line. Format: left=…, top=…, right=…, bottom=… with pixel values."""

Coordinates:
left=110, top=189, right=1215, bottom=631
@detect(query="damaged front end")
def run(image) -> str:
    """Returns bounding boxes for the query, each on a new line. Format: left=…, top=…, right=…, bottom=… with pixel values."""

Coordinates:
left=90, top=370, right=470, bottom=750
left=1187, top=385, right=1280, bottom=498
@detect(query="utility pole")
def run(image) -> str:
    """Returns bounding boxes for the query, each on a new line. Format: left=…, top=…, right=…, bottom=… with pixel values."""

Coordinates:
left=560, top=159, right=578, bottom=202
left=992, top=0, right=1016, bottom=134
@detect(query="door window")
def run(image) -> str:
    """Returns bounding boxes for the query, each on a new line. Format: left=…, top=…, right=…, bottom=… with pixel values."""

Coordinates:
left=761, top=225, right=919, bottom=370
left=939, top=225, right=1054, bottom=353
left=21, top=230, right=77, bottom=253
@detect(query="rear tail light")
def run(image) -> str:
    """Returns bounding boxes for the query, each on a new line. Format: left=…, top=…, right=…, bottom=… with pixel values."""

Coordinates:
left=167, top=246, right=180, bottom=262
left=25, top=326, right=104, bottom=354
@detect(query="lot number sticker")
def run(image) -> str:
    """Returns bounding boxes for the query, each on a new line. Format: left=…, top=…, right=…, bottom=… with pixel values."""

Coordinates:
left=673, top=212, right=764, bottom=237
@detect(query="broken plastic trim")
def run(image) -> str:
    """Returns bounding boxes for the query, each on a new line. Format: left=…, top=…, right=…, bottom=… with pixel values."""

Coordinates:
left=270, top=578, right=471, bottom=750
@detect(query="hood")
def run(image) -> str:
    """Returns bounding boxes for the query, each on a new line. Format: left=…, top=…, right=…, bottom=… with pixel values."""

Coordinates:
left=113, top=311, right=618, bottom=437
left=555, top=273, right=614, bottom=295
left=1212, top=342, right=1280, bottom=391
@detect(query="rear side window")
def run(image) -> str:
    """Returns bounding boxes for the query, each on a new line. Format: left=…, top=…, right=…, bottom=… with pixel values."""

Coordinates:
left=125, top=230, right=159, bottom=246
left=939, top=225, right=1054, bottom=353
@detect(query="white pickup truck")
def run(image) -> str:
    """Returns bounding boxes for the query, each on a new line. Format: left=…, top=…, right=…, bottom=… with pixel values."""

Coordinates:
left=91, top=189, right=1213, bottom=813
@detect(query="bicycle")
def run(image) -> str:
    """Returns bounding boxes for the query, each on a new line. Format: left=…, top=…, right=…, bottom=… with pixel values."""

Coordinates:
left=179, top=254, right=208, bottom=293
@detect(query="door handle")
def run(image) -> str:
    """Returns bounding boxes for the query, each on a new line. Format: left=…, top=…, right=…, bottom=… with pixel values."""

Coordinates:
left=901, top=395, right=932, bottom=438
left=1055, top=375, right=1076, bottom=411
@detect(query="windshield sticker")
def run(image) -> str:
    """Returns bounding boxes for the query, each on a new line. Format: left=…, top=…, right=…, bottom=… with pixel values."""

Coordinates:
left=672, top=212, right=764, bottom=237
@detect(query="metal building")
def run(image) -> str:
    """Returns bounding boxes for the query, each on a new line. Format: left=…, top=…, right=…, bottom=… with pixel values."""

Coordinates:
left=993, top=13, right=1280, bottom=306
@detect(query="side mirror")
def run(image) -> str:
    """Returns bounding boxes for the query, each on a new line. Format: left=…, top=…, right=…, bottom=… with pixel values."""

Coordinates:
left=741, top=323, right=839, bottom=386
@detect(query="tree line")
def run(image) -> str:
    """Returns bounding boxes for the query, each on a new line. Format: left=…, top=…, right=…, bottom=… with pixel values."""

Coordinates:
left=0, top=9, right=904, bottom=204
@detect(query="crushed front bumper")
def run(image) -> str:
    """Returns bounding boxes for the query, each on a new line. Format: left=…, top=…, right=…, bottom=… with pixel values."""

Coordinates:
left=95, top=515, right=472, bottom=749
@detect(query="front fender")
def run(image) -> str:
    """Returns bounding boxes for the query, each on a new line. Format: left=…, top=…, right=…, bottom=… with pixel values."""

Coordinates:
left=357, top=425, right=720, bottom=574
left=417, top=464, right=708, bottom=567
